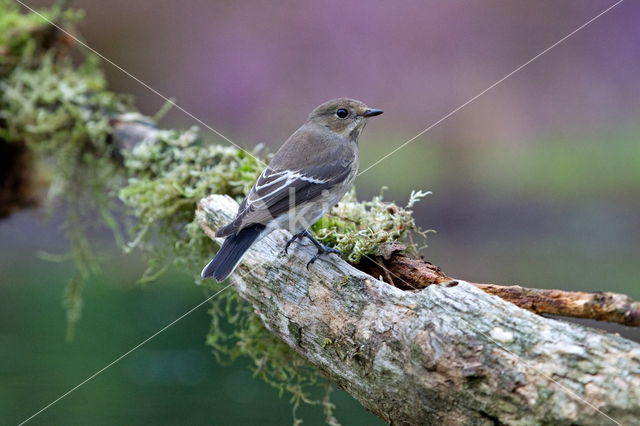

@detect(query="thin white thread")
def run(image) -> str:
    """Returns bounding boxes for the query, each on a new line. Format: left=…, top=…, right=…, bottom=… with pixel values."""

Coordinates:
left=18, top=283, right=233, bottom=425
left=13, top=0, right=267, bottom=169
left=357, top=0, right=625, bottom=177
left=362, top=253, right=622, bottom=426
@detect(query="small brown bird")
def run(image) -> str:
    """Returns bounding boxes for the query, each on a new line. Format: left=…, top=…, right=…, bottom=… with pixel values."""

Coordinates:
left=201, top=98, right=383, bottom=281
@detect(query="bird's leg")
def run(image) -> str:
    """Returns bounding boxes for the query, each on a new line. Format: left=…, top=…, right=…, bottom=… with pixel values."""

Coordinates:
left=284, top=231, right=305, bottom=254
left=300, top=230, right=342, bottom=269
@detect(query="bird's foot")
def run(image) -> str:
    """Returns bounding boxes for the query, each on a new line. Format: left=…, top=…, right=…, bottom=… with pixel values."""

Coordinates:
left=283, top=230, right=342, bottom=268
left=301, top=230, right=342, bottom=269
left=306, top=246, right=342, bottom=269
left=284, top=231, right=306, bottom=255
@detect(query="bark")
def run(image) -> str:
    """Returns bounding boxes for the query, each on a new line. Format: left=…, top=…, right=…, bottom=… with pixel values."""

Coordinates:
left=473, top=283, right=640, bottom=327
left=198, top=194, right=640, bottom=426
left=357, top=247, right=640, bottom=327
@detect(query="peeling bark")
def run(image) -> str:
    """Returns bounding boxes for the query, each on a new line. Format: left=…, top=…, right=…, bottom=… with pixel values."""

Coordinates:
left=198, top=194, right=640, bottom=425
left=473, top=283, right=640, bottom=327
left=357, top=245, right=640, bottom=327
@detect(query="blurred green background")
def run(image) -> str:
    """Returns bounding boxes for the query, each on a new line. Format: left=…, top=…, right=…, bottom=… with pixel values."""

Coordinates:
left=2, top=0, right=639, bottom=424
left=1, top=254, right=379, bottom=424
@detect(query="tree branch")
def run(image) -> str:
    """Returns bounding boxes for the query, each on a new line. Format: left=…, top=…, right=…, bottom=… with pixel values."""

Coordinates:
left=357, top=246, right=640, bottom=327
left=474, top=283, right=640, bottom=327
left=198, top=194, right=640, bottom=425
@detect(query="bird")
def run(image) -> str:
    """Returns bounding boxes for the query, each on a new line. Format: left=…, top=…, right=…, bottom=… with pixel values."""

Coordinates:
left=201, top=98, right=383, bottom=281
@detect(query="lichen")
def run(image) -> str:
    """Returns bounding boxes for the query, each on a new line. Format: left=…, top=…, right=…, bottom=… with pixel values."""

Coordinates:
left=0, top=0, right=83, bottom=77
left=313, top=188, right=432, bottom=262
left=0, top=0, right=49, bottom=75
left=118, top=126, right=265, bottom=282
left=206, top=287, right=321, bottom=398
left=0, top=49, right=130, bottom=336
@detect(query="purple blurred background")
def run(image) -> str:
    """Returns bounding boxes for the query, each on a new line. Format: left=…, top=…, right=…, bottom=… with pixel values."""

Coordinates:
left=65, top=0, right=640, bottom=145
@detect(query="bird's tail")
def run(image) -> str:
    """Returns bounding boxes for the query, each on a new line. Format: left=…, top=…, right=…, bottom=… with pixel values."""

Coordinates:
left=201, top=224, right=266, bottom=281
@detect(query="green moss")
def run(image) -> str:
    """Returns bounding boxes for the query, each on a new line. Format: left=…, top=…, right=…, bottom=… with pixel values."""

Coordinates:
left=337, top=276, right=351, bottom=287
left=0, top=47, right=131, bottom=335
left=206, top=284, right=321, bottom=403
left=0, top=0, right=83, bottom=77
left=119, top=126, right=265, bottom=282
left=312, top=188, right=432, bottom=262
left=0, top=0, right=47, bottom=73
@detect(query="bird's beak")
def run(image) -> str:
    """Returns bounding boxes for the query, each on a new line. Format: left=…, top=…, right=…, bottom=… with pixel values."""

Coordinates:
left=362, top=108, right=384, bottom=117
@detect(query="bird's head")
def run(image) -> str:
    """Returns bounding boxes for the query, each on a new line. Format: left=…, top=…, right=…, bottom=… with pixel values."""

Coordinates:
left=307, top=98, right=383, bottom=141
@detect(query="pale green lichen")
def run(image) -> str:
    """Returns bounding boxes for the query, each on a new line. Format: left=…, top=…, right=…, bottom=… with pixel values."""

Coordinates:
left=0, top=0, right=83, bottom=77
left=0, top=0, right=49, bottom=74
left=0, top=49, right=130, bottom=336
left=1, top=3, right=432, bottom=422
left=313, top=188, right=432, bottom=262
left=119, top=126, right=265, bottom=282
left=61, top=275, right=83, bottom=342
left=206, top=288, right=320, bottom=396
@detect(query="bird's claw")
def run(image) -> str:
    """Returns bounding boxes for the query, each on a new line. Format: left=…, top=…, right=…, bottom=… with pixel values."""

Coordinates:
left=324, top=246, right=342, bottom=255
left=284, top=237, right=295, bottom=255
left=283, top=232, right=303, bottom=255
left=284, top=230, right=341, bottom=269
left=306, top=255, right=319, bottom=270
left=306, top=246, right=342, bottom=270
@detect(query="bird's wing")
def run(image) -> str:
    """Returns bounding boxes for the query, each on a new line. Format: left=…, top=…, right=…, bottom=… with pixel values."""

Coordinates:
left=216, top=143, right=354, bottom=237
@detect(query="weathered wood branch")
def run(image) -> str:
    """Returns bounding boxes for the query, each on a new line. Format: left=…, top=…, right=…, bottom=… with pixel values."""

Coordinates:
left=474, top=283, right=640, bottom=327
left=198, top=194, right=640, bottom=425
left=357, top=246, right=640, bottom=327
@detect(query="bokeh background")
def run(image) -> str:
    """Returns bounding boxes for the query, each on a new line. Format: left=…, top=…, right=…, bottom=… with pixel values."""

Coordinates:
left=2, top=0, right=639, bottom=424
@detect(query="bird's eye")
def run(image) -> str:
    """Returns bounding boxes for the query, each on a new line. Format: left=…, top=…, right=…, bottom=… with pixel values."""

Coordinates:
left=336, top=108, right=349, bottom=119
